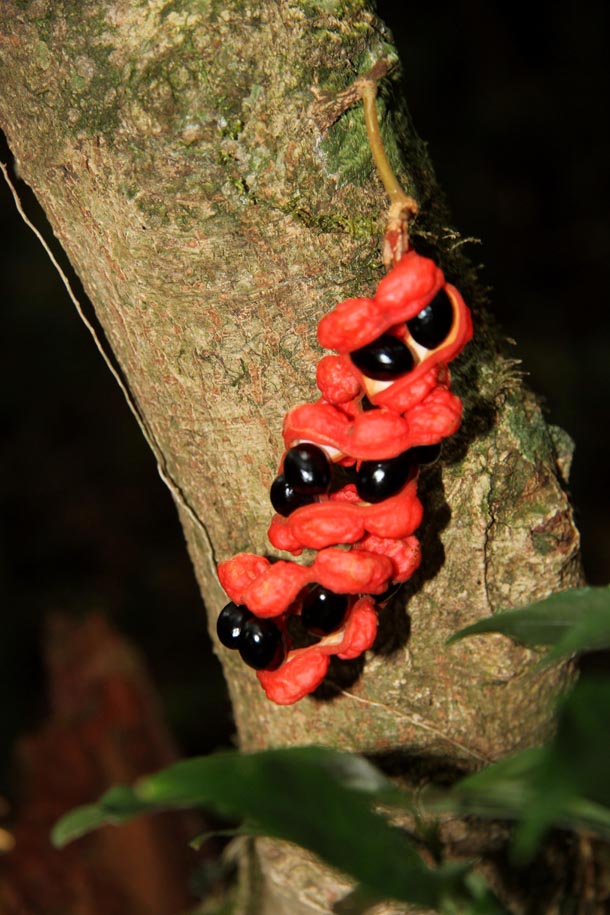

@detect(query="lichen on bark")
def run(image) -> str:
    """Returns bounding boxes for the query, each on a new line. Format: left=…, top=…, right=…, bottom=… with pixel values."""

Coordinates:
left=0, top=1, right=583, bottom=912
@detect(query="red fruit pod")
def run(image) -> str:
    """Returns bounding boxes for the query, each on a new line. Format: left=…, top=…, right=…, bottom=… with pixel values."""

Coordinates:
left=215, top=245, right=473, bottom=706
left=257, top=647, right=330, bottom=705
left=402, top=386, right=463, bottom=445
left=219, top=547, right=394, bottom=620
left=318, top=251, right=444, bottom=353
left=268, top=476, right=423, bottom=553
left=268, top=501, right=361, bottom=553
left=283, top=401, right=413, bottom=461
left=283, top=394, right=464, bottom=462
left=257, top=596, right=378, bottom=704
left=317, top=252, right=472, bottom=428
left=375, top=250, right=444, bottom=314
left=364, top=363, right=443, bottom=414
left=354, top=533, right=422, bottom=583
left=352, top=282, right=473, bottom=408
left=217, top=553, right=271, bottom=606
left=335, top=595, right=379, bottom=660
left=313, top=547, right=393, bottom=595
left=316, top=354, right=362, bottom=405
left=244, top=560, right=312, bottom=617
left=317, top=296, right=384, bottom=354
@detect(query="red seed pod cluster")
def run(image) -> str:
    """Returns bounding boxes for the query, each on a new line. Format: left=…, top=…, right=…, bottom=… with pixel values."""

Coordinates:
left=216, top=249, right=473, bottom=705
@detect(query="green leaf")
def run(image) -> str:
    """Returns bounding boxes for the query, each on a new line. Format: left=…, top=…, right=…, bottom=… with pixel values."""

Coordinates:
left=446, top=748, right=543, bottom=820
left=533, top=676, right=610, bottom=812
left=134, top=746, right=466, bottom=908
left=447, top=587, right=610, bottom=664
left=514, top=676, right=610, bottom=858
left=51, top=803, right=114, bottom=848
left=54, top=746, right=472, bottom=909
left=51, top=785, right=152, bottom=847
left=447, top=677, right=610, bottom=862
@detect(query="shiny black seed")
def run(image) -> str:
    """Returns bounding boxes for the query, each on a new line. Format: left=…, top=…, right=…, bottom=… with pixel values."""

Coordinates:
left=350, top=333, right=414, bottom=381
left=407, top=288, right=454, bottom=349
left=217, top=601, right=252, bottom=649
left=270, top=474, right=317, bottom=516
left=301, top=586, right=349, bottom=635
left=410, top=443, right=442, bottom=465
left=361, top=396, right=377, bottom=411
left=239, top=618, right=285, bottom=670
left=356, top=449, right=415, bottom=503
left=284, top=443, right=331, bottom=493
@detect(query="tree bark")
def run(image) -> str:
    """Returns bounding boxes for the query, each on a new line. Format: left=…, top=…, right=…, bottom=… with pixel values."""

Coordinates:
left=0, top=2, right=582, bottom=912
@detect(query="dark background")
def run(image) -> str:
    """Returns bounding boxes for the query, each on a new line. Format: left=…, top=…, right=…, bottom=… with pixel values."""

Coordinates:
left=1, top=2, right=609, bottom=794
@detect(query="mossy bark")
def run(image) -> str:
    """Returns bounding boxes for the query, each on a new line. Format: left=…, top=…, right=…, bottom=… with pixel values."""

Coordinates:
left=0, top=2, right=582, bottom=912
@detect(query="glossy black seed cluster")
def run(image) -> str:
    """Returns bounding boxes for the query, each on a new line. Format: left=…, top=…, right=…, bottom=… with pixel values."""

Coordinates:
left=270, top=443, right=331, bottom=517
left=255, top=292, right=453, bottom=667
left=350, top=290, right=454, bottom=382
left=271, top=439, right=438, bottom=517
left=218, top=587, right=351, bottom=669
left=217, top=601, right=285, bottom=670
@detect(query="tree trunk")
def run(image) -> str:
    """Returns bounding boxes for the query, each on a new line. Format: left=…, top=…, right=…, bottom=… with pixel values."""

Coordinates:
left=0, top=2, right=582, bottom=912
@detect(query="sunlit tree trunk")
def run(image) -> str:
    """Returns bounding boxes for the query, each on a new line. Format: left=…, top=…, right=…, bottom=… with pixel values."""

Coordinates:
left=0, top=2, right=582, bottom=911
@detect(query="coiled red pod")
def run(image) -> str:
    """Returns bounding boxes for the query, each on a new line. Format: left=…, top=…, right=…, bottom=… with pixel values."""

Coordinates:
left=216, top=251, right=472, bottom=704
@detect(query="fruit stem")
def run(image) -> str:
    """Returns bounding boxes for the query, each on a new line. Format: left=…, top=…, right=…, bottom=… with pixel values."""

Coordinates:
left=358, top=77, right=418, bottom=267
left=360, top=79, right=402, bottom=205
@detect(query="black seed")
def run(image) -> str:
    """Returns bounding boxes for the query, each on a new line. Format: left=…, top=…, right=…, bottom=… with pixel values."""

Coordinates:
left=270, top=474, right=317, bottom=516
left=217, top=601, right=252, bottom=649
left=301, top=586, right=349, bottom=635
left=283, top=443, right=331, bottom=494
left=350, top=333, right=414, bottom=381
left=239, top=618, right=285, bottom=670
left=361, top=395, right=377, bottom=411
left=410, top=443, right=442, bottom=465
left=407, top=288, right=454, bottom=349
left=356, top=449, right=415, bottom=503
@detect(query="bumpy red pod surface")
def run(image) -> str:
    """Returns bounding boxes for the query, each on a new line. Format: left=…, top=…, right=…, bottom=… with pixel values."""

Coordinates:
left=215, top=250, right=472, bottom=705
left=267, top=476, right=423, bottom=553
left=257, top=597, right=379, bottom=705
